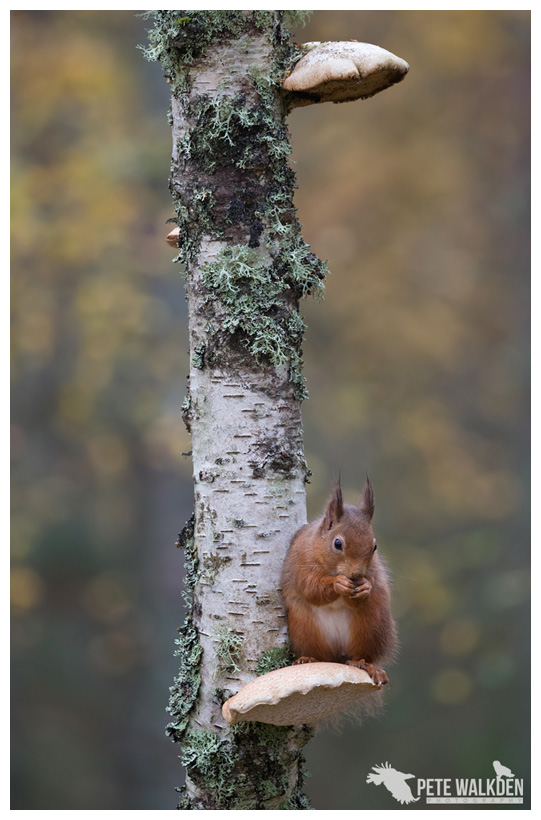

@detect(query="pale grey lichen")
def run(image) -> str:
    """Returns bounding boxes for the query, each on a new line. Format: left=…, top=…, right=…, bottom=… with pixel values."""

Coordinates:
left=167, top=516, right=202, bottom=743
left=140, top=11, right=248, bottom=94
left=214, top=625, right=244, bottom=675
left=176, top=722, right=313, bottom=809
left=201, top=244, right=326, bottom=399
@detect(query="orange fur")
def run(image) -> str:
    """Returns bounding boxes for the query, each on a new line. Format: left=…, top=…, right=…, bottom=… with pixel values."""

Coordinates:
left=281, top=479, right=396, bottom=682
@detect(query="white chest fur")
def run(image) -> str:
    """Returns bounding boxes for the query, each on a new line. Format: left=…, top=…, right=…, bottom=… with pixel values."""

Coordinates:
left=312, top=598, right=353, bottom=655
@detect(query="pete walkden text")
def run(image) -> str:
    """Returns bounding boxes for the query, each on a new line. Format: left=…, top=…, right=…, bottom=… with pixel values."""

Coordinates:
left=418, top=778, right=523, bottom=802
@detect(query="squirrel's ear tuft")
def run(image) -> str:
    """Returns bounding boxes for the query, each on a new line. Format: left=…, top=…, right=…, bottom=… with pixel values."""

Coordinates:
left=322, top=479, right=344, bottom=531
left=360, top=476, right=375, bottom=521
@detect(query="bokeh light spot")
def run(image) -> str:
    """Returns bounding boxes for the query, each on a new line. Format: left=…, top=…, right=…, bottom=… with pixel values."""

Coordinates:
left=86, top=630, right=139, bottom=676
left=83, top=570, right=136, bottom=623
left=440, top=617, right=480, bottom=655
left=431, top=668, right=473, bottom=705
left=11, top=566, right=44, bottom=611
left=86, top=433, right=129, bottom=476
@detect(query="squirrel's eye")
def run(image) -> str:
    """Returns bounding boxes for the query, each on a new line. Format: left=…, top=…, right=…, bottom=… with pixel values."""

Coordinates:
left=333, top=538, right=343, bottom=551
left=374, top=542, right=378, bottom=552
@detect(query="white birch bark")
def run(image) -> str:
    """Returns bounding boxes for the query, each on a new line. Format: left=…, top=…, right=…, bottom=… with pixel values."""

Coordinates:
left=188, top=249, right=307, bottom=732
left=157, top=12, right=317, bottom=809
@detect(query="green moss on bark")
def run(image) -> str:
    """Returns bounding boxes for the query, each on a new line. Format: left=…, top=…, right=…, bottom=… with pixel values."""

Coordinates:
left=256, top=645, right=295, bottom=675
left=141, top=11, right=249, bottom=94
left=173, top=185, right=216, bottom=266
left=167, top=515, right=202, bottom=742
left=176, top=93, right=291, bottom=173
left=177, top=723, right=313, bottom=810
left=201, top=243, right=325, bottom=399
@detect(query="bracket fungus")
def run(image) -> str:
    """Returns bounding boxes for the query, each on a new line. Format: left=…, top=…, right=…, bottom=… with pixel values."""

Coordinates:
left=166, top=225, right=180, bottom=246
left=283, top=41, right=409, bottom=107
left=222, top=662, right=381, bottom=726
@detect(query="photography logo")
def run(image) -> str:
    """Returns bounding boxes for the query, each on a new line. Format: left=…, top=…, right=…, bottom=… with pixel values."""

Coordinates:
left=366, top=760, right=523, bottom=805
left=366, top=762, right=419, bottom=804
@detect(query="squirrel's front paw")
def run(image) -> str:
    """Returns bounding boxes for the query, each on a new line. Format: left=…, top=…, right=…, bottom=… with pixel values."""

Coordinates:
left=334, top=575, right=356, bottom=597
left=346, top=658, right=389, bottom=686
left=293, top=656, right=319, bottom=665
left=351, top=579, right=372, bottom=599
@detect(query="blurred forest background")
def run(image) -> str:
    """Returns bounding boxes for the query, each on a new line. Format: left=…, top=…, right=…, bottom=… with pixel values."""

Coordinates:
left=11, top=10, right=530, bottom=810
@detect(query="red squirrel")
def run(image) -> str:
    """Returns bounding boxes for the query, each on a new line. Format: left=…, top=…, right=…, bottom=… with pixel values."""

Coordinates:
left=281, top=478, right=396, bottom=685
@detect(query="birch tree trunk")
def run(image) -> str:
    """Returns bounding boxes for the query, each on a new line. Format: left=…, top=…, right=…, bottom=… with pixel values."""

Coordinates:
left=145, top=10, right=325, bottom=809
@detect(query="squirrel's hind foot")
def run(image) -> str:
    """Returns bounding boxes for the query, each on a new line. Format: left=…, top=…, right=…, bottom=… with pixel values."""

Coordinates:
left=346, top=658, right=389, bottom=686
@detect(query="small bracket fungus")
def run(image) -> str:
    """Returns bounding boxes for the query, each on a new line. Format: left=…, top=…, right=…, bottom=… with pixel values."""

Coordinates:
left=283, top=41, right=409, bottom=107
left=222, top=662, right=381, bottom=726
left=166, top=225, right=180, bottom=246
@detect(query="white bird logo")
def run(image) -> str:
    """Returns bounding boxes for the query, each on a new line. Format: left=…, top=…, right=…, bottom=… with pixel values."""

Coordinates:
left=493, top=760, right=515, bottom=779
left=366, top=762, right=419, bottom=804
